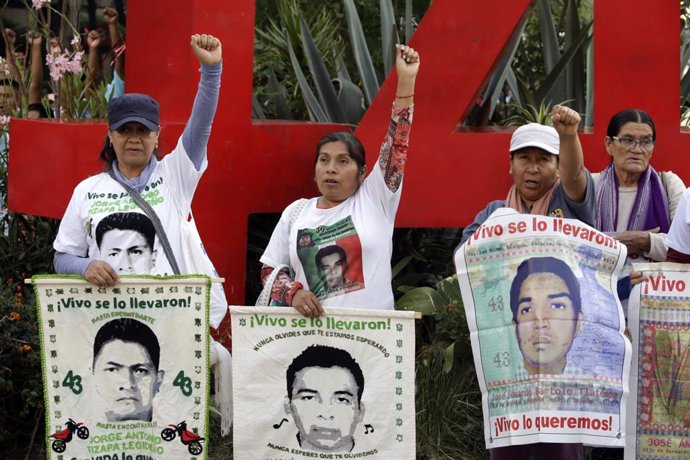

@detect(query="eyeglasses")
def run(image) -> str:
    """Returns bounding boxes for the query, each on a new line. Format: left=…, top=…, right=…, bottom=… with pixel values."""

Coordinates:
left=612, top=136, right=655, bottom=151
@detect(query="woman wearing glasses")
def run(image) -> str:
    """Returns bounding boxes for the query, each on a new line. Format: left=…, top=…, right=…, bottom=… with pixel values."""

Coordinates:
left=593, top=109, right=684, bottom=302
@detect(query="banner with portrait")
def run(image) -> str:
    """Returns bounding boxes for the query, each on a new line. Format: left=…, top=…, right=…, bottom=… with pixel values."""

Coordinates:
left=455, top=208, right=631, bottom=448
left=231, top=306, right=416, bottom=460
left=33, top=275, right=210, bottom=460
left=626, top=263, right=690, bottom=460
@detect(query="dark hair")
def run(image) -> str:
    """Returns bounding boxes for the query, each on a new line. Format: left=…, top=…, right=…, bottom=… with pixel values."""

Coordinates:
left=99, top=136, right=117, bottom=165
left=95, top=212, right=156, bottom=250
left=286, top=345, right=364, bottom=406
left=606, top=109, right=656, bottom=141
left=27, top=102, right=49, bottom=118
left=93, top=318, right=160, bottom=370
left=315, top=245, right=347, bottom=269
left=0, top=79, right=20, bottom=91
left=509, top=257, right=581, bottom=323
left=314, top=131, right=366, bottom=175
left=296, top=229, right=314, bottom=248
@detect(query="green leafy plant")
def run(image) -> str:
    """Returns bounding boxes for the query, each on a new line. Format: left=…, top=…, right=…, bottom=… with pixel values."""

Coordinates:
left=415, top=349, right=484, bottom=460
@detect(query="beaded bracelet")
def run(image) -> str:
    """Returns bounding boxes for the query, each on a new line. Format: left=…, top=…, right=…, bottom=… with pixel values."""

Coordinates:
left=395, top=94, right=414, bottom=99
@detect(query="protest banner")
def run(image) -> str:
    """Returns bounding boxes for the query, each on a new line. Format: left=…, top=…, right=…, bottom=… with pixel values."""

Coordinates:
left=455, top=208, right=631, bottom=448
left=32, top=275, right=210, bottom=460
left=626, top=263, right=690, bottom=460
left=230, top=306, right=416, bottom=460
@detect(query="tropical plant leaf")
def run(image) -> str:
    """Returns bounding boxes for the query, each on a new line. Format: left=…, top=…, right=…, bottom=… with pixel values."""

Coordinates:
left=252, top=93, right=266, bottom=119
left=404, top=0, right=413, bottom=43
left=487, top=22, right=526, bottom=119
left=267, top=66, right=293, bottom=120
left=286, top=34, right=329, bottom=122
left=392, top=254, right=415, bottom=279
left=505, top=67, right=522, bottom=106
left=535, top=20, right=592, bottom=105
left=443, top=342, right=455, bottom=373
left=335, top=55, right=352, bottom=82
left=396, top=286, right=447, bottom=315
left=435, top=275, right=464, bottom=311
left=299, top=12, right=348, bottom=123
left=564, top=0, right=585, bottom=113
left=334, top=78, right=366, bottom=125
left=380, top=0, right=398, bottom=76
left=342, top=0, right=379, bottom=104
left=538, top=0, right=560, bottom=73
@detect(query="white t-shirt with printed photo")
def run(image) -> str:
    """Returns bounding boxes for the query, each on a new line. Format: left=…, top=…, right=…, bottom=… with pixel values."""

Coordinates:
left=54, top=137, right=206, bottom=277
left=261, top=164, right=401, bottom=310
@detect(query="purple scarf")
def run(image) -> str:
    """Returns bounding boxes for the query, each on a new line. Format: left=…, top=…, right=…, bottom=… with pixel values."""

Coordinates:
left=595, top=163, right=670, bottom=233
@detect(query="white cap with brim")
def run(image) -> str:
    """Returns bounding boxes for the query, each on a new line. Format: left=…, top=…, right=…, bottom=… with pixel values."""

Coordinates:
left=509, top=123, right=560, bottom=155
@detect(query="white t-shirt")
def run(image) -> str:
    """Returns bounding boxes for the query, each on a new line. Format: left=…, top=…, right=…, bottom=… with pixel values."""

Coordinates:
left=54, top=137, right=206, bottom=277
left=260, top=164, right=400, bottom=310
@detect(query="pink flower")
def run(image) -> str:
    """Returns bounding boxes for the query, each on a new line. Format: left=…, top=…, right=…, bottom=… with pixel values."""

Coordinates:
left=67, top=51, right=84, bottom=73
left=31, top=0, right=50, bottom=10
left=70, top=35, right=80, bottom=48
left=0, top=57, right=10, bottom=78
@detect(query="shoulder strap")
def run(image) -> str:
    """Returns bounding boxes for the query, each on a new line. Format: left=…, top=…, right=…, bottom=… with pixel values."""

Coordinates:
left=107, top=168, right=181, bottom=274
left=288, top=198, right=308, bottom=235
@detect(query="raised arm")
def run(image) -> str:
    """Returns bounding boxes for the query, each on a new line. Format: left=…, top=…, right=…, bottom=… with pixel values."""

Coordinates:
left=181, top=34, right=222, bottom=170
left=377, top=44, right=419, bottom=193
left=551, top=105, right=587, bottom=202
left=28, top=33, right=43, bottom=109
left=103, top=7, right=124, bottom=79
left=85, top=30, right=102, bottom=91
left=3, top=28, right=21, bottom=88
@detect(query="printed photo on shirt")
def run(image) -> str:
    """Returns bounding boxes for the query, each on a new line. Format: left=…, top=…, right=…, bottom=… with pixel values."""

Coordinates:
left=296, top=217, right=364, bottom=299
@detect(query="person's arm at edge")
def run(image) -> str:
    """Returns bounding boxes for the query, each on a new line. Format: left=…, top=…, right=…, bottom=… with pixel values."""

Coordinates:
left=552, top=105, right=587, bottom=203
left=28, top=34, right=42, bottom=106
left=103, top=7, right=124, bottom=79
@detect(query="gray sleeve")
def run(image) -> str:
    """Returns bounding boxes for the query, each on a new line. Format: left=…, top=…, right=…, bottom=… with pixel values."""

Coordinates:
left=459, top=200, right=506, bottom=246
left=54, top=251, right=94, bottom=276
left=561, top=169, right=596, bottom=227
left=181, top=61, right=222, bottom=170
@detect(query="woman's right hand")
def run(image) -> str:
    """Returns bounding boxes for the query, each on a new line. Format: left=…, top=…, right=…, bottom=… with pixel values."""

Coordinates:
left=291, top=289, right=324, bottom=318
left=84, top=261, right=119, bottom=287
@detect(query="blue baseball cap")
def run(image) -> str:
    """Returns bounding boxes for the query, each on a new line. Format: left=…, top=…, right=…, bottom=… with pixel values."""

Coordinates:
left=108, top=93, right=160, bottom=131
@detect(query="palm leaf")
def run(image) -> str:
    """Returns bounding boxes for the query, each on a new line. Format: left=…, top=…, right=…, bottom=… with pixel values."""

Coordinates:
left=342, top=0, right=379, bottom=104
left=286, top=34, right=328, bottom=122
left=299, top=12, right=347, bottom=123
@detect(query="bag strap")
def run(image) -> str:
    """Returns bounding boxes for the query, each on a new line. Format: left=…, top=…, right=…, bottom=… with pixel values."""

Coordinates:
left=289, top=198, right=308, bottom=233
left=256, top=199, right=308, bottom=306
left=107, top=168, right=181, bottom=275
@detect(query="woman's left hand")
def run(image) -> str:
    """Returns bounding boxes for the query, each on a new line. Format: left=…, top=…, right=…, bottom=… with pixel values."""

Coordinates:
left=615, top=228, right=658, bottom=257
left=630, top=271, right=648, bottom=286
left=190, top=34, right=222, bottom=66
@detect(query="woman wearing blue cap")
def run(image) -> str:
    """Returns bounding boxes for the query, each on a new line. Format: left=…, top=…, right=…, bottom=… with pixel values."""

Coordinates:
left=52, top=33, right=233, bottom=435
left=54, top=33, right=221, bottom=283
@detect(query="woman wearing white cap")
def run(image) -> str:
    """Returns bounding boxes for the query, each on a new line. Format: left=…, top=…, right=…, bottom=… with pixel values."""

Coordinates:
left=460, top=105, right=594, bottom=245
